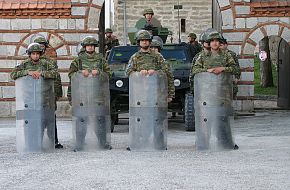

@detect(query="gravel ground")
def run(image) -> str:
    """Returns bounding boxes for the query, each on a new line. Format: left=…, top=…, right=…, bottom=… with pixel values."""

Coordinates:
left=0, top=110, right=290, bottom=190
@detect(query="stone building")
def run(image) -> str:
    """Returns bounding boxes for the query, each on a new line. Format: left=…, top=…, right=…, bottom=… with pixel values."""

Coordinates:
left=0, top=0, right=105, bottom=117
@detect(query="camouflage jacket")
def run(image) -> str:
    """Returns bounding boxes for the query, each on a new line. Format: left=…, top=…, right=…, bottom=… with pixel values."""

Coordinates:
left=105, top=36, right=120, bottom=52
left=190, top=49, right=240, bottom=77
left=67, top=52, right=112, bottom=99
left=126, top=49, right=175, bottom=98
left=41, top=55, right=63, bottom=98
left=10, top=58, right=58, bottom=81
left=226, top=49, right=241, bottom=79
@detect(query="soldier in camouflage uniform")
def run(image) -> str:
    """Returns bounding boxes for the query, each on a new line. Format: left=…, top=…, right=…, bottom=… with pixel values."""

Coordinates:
left=67, top=36, right=111, bottom=102
left=34, top=36, right=63, bottom=149
left=187, top=33, right=202, bottom=62
left=189, top=30, right=213, bottom=89
left=11, top=43, right=58, bottom=80
left=150, top=36, right=163, bottom=53
left=126, top=30, right=175, bottom=102
left=190, top=31, right=240, bottom=79
left=104, top=28, right=120, bottom=52
left=220, top=37, right=241, bottom=98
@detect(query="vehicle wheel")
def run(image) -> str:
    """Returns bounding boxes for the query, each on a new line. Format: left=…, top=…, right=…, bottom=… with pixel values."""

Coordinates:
left=111, top=114, right=118, bottom=133
left=184, top=92, right=195, bottom=131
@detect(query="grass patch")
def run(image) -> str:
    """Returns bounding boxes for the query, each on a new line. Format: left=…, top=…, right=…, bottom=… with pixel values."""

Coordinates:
left=254, top=57, right=278, bottom=95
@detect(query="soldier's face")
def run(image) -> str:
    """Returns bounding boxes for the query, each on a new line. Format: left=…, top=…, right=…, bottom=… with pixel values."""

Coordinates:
left=145, top=14, right=153, bottom=21
left=203, top=42, right=210, bottom=50
left=140, top=40, right=150, bottom=50
left=106, top=32, right=112, bottom=37
left=210, top=39, right=220, bottom=50
left=85, top=45, right=95, bottom=54
left=30, top=52, right=40, bottom=62
left=151, top=47, right=159, bottom=53
left=188, top=37, right=195, bottom=42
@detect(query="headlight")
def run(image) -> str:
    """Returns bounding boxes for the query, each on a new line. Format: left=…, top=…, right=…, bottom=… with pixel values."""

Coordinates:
left=174, top=79, right=181, bottom=87
left=116, top=80, right=123, bottom=88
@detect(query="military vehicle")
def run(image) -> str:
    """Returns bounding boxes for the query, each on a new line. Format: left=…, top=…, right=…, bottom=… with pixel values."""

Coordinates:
left=108, top=17, right=195, bottom=132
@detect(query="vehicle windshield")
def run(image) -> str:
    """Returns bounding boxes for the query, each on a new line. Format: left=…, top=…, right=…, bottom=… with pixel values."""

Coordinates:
left=161, top=48, right=188, bottom=62
left=108, top=45, right=190, bottom=64
left=108, top=47, right=138, bottom=64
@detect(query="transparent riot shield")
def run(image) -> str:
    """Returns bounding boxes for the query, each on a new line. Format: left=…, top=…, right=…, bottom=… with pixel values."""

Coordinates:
left=16, top=76, right=55, bottom=153
left=129, top=72, right=168, bottom=151
left=194, top=72, right=235, bottom=150
left=71, top=72, right=111, bottom=151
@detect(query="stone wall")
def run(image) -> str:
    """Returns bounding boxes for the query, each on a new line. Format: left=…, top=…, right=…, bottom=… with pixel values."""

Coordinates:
left=0, top=0, right=104, bottom=117
left=217, top=0, right=290, bottom=111
left=113, top=0, right=212, bottom=44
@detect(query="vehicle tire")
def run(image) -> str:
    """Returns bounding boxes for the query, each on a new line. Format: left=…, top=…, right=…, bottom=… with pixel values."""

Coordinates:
left=184, top=92, right=195, bottom=131
left=111, top=114, right=118, bottom=133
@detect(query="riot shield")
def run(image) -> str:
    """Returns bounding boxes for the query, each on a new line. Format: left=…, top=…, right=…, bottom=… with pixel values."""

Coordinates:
left=194, top=72, right=235, bottom=150
left=16, top=76, right=55, bottom=153
left=129, top=72, right=168, bottom=151
left=71, top=72, right=111, bottom=151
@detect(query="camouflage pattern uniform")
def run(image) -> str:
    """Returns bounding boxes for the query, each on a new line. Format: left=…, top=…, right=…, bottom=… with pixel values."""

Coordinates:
left=220, top=37, right=241, bottom=98
left=11, top=43, right=58, bottom=80
left=105, top=28, right=120, bottom=52
left=190, top=49, right=240, bottom=92
left=67, top=50, right=112, bottom=101
left=126, top=48, right=175, bottom=99
left=187, top=33, right=202, bottom=62
left=33, top=36, right=63, bottom=100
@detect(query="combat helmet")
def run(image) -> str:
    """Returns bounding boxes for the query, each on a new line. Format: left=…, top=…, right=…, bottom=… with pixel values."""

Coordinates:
left=34, top=36, right=49, bottom=47
left=188, top=33, right=197, bottom=39
left=135, top=30, right=152, bottom=42
left=151, top=36, right=163, bottom=49
left=207, top=31, right=223, bottom=42
left=143, top=8, right=154, bottom=16
left=81, top=36, right=99, bottom=47
left=26, top=43, right=43, bottom=55
left=105, top=28, right=113, bottom=34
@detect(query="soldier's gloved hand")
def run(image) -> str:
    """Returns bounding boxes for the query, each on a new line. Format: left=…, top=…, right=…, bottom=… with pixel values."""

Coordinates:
left=92, top=69, right=99, bottom=77
left=140, top=70, right=148, bottom=76
left=167, top=98, right=172, bottom=103
left=82, top=69, right=89, bottom=77
left=148, top=69, right=156, bottom=76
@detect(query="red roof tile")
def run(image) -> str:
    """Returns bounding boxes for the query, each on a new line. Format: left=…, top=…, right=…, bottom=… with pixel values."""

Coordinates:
left=0, top=0, right=71, bottom=10
left=0, top=0, right=71, bottom=17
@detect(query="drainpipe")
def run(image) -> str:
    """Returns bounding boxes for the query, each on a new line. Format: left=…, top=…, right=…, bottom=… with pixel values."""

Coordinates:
left=123, top=0, right=127, bottom=45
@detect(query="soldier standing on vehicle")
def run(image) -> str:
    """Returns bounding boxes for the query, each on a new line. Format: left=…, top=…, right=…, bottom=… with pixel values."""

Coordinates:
left=126, top=30, right=175, bottom=102
left=220, top=37, right=241, bottom=98
left=187, top=33, right=202, bottom=62
left=34, top=36, right=63, bottom=149
left=68, top=36, right=111, bottom=101
left=104, top=28, right=120, bottom=52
